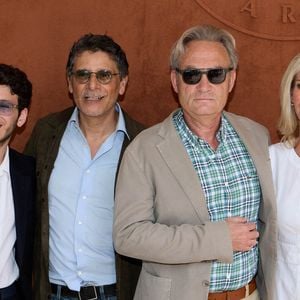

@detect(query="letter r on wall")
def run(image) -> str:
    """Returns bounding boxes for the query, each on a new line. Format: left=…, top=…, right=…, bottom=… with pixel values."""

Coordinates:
left=282, top=5, right=296, bottom=23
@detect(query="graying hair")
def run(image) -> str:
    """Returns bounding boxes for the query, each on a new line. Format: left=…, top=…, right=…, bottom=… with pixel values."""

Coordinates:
left=170, top=24, right=238, bottom=70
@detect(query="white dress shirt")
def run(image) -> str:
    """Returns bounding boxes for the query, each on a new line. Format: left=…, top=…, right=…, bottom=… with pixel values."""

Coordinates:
left=269, top=143, right=300, bottom=300
left=0, top=147, right=19, bottom=287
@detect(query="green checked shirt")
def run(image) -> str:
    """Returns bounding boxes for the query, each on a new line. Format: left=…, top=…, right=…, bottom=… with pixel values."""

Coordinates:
left=173, top=109, right=261, bottom=292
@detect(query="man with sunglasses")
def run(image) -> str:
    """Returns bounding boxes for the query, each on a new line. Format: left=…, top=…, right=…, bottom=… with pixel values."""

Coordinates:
left=0, top=64, right=35, bottom=300
left=24, top=34, right=144, bottom=300
left=114, top=25, right=276, bottom=300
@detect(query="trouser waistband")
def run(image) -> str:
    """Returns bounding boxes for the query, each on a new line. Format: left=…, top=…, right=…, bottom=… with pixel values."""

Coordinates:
left=208, top=278, right=256, bottom=300
left=51, top=283, right=116, bottom=300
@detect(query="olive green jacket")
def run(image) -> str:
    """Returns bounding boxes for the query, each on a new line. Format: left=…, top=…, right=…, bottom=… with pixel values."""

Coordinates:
left=24, top=106, right=144, bottom=300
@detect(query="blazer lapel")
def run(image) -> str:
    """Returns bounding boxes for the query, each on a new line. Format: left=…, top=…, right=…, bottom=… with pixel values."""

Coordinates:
left=9, top=149, right=27, bottom=264
left=156, top=114, right=210, bottom=222
left=225, top=112, right=276, bottom=221
left=225, top=112, right=270, bottom=180
left=153, top=111, right=273, bottom=223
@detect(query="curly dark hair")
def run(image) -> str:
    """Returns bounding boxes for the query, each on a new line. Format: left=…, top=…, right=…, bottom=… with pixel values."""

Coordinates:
left=0, top=64, right=32, bottom=111
left=66, top=34, right=129, bottom=79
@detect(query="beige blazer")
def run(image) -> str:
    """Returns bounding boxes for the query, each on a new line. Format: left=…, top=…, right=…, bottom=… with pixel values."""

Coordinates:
left=114, top=110, right=277, bottom=300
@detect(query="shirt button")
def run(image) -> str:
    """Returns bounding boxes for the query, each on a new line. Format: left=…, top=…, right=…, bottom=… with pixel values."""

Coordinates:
left=202, top=280, right=209, bottom=287
left=224, top=182, right=229, bottom=187
left=77, top=271, right=82, bottom=275
left=82, top=195, right=87, bottom=200
left=78, top=248, right=82, bottom=253
left=86, top=169, right=90, bottom=174
left=78, top=221, right=82, bottom=225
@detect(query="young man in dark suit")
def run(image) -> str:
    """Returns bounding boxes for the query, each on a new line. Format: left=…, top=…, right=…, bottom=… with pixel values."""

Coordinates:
left=0, top=64, right=35, bottom=300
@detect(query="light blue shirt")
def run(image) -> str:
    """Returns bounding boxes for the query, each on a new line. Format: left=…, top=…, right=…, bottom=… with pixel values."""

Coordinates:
left=48, top=105, right=127, bottom=291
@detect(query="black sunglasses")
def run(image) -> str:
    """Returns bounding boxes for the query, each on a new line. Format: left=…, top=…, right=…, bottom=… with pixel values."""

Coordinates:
left=175, top=67, right=233, bottom=85
left=71, top=69, right=120, bottom=84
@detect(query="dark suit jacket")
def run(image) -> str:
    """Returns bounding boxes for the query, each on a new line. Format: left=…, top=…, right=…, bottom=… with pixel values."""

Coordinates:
left=9, top=148, right=35, bottom=300
left=24, top=106, right=145, bottom=300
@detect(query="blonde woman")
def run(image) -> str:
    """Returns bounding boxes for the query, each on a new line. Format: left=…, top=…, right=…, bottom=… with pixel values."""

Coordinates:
left=269, top=53, right=300, bottom=299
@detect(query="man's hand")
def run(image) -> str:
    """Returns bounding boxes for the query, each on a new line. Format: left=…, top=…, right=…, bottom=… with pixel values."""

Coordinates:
left=226, top=217, right=259, bottom=252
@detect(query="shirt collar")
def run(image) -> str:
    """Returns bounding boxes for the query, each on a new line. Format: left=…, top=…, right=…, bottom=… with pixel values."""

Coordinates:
left=0, top=146, right=10, bottom=175
left=115, top=103, right=130, bottom=140
left=217, top=114, right=228, bottom=144
left=174, top=109, right=228, bottom=145
left=69, top=103, right=129, bottom=139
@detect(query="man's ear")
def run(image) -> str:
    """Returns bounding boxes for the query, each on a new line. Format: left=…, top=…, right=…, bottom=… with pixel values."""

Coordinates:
left=17, top=108, right=28, bottom=128
left=228, top=70, right=236, bottom=93
left=119, top=76, right=128, bottom=96
left=171, top=70, right=179, bottom=94
left=67, top=76, right=73, bottom=94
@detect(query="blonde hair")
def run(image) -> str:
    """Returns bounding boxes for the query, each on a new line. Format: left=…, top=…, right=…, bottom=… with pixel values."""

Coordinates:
left=278, top=54, right=300, bottom=147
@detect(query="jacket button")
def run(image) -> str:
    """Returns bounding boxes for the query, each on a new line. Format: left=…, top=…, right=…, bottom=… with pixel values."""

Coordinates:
left=202, top=280, right=209, bottom=287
